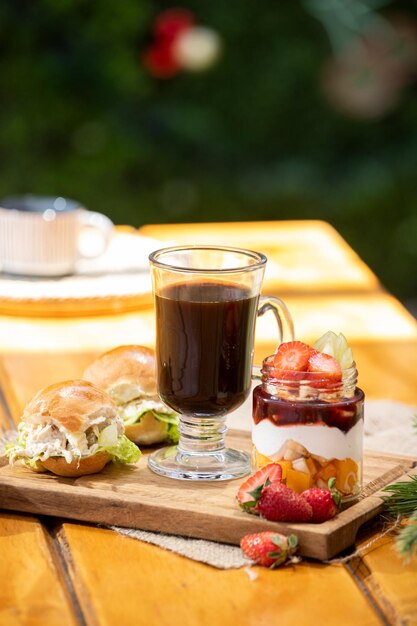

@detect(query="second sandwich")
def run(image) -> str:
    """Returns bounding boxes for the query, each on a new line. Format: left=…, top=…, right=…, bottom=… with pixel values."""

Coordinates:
left=83, top=345, right=179, bottom=446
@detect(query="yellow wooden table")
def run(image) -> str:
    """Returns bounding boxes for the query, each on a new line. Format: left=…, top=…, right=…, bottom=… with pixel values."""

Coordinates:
left=1, top=220, right=416, bottom=626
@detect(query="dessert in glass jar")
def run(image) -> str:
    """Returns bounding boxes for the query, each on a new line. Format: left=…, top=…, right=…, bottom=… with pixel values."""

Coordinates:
left=252, top=332, right=364, bottom=501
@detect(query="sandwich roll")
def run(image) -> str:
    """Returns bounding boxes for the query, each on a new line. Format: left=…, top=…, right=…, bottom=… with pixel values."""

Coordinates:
left=5, top=379, right=141, bottom=476
left=83, top=345, right=179, bottom=446
left=41, top=451, right=111, bottom=477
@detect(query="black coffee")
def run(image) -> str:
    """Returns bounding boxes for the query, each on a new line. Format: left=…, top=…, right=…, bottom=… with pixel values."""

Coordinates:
left=155, top=282, right=258, bottom=416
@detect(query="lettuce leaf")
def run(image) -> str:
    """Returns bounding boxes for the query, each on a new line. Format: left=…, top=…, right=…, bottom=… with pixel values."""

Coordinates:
left=5, top=444, right=46, bottom=471
left=166, top=421, right=180, bottom=444
left=153, top=411, right=179, bottom=443
left=122, top=406, right=180, bottom=444
left=4, top=442, right=18, bottom=457
left=23, top=457, right=47, bottom=472
left=99, top=433, right=141, bottom=464
left=122, top=403, right=145, bottom=426
left=4, top=434, right=26, bottom=459
left=123, top=413, right=143, bottom=426
left=152, top=412, right=178, bottom=425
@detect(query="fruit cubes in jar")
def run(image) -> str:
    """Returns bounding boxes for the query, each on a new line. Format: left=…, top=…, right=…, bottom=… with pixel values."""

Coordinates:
left=252, top=355, right=364, bottom=500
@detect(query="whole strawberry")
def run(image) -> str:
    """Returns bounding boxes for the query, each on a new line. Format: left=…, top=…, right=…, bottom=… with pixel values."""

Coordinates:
left=301, top=478, right=341, bottom=522
left=258, top=482, right=313, bottom=522
left=240, top=531, right=298, bottom=568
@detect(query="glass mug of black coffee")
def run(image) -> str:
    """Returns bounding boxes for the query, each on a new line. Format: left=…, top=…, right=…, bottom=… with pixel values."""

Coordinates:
left=0, top=195, right=113, bottom=276
left=148, top=245, right=294, bottom=481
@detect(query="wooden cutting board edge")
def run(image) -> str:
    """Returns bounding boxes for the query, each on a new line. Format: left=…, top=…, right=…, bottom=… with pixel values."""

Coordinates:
left=0, top=454, right=415, bottom=561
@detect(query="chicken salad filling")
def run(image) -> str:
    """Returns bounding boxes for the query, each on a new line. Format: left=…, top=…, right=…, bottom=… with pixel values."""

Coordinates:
left=6, top=413, right=141, bottom=467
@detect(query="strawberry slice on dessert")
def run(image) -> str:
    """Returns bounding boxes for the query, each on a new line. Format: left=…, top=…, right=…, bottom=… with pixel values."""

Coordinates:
left=237, top=463, right=282, bottom=512
left=308, top=350, right=342, bottom=383
left=272, top=341, right=311, bottom=378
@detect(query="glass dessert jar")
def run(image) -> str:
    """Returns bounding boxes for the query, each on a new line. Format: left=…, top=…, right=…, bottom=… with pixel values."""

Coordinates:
left=252, top=356, right=364, bottom=501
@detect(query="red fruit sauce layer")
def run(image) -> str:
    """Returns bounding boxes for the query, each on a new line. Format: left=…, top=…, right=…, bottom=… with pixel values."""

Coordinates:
left=252, top=386, right=364, bottom=433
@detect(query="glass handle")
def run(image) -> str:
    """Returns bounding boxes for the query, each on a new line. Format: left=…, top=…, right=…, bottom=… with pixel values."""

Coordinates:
left=252, top=295, right=294, bottom=379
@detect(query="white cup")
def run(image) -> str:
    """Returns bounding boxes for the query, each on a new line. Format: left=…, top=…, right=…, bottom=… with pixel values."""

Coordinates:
left=0, top=195, right=114, bottom=276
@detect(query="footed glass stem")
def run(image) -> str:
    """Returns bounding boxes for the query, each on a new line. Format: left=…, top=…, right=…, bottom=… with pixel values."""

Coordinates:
left=148, top=414, right=251, bottom=481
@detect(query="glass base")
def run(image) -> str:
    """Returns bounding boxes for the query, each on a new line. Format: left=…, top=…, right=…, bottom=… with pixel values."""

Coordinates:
left=148, top=445, right=251, bottom=481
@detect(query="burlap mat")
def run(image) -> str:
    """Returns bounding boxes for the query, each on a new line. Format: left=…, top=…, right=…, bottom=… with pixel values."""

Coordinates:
left=110, top=527, right=252, bottom=569
left=111, top=399, right=417, bottom=568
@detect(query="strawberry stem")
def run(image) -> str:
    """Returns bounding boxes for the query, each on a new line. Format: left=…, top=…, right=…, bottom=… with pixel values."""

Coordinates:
left=328, top=477, right=336, bottom=490
left=287, top=534, right=299, bottom=551
left=248, top=477, right=272, bottom=503
left=328, top=477, right=341, bottom=507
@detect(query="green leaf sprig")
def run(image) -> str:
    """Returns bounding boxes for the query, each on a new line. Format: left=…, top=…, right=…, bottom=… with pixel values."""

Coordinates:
left=395, top=510, right=417, bottom=559
left=383, top=475, right=417, bottom=518
left=381, top=413, right=417, bottom=559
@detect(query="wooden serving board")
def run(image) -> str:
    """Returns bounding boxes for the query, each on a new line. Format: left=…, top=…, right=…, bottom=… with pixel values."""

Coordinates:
left=0, top=431, right=415, bottom=560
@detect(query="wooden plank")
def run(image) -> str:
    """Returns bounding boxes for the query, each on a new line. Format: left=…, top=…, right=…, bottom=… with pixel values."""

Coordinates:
left=0, top=357, right=28, bottom=428
left=57, top=522, right=382, bottom=626
left=0, top=310, right=155, bottom=355
left=1, top=295, right=416, bottom=418
left=349, top=340, right=417, bottom=406
left=0, top=352, right=101, bottom=422
left=343, top=516, right=417, bottom=626
left=0, top=432, right=414, bottom=560
left=277, top=293, right=417, bottom=342
left=0, top=220, right=382, bottom=319
left=0, top=365, right=83, bottom=626
left=139, top=220, right=381, bottom=293
left=0, top=294, right=414, bottom=363
left=0, top=372, right=16, bottom=435
left=0, top=513, right=78, bottom=626
left=358, top=534, right=417, bottom=626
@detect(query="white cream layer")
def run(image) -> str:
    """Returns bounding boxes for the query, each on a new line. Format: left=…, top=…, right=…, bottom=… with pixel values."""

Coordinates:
left=252, top=419, right=363, bottom=462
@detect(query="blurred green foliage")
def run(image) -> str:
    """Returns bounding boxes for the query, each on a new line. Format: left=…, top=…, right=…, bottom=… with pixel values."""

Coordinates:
left=0, top=1, right=416, bottom=298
